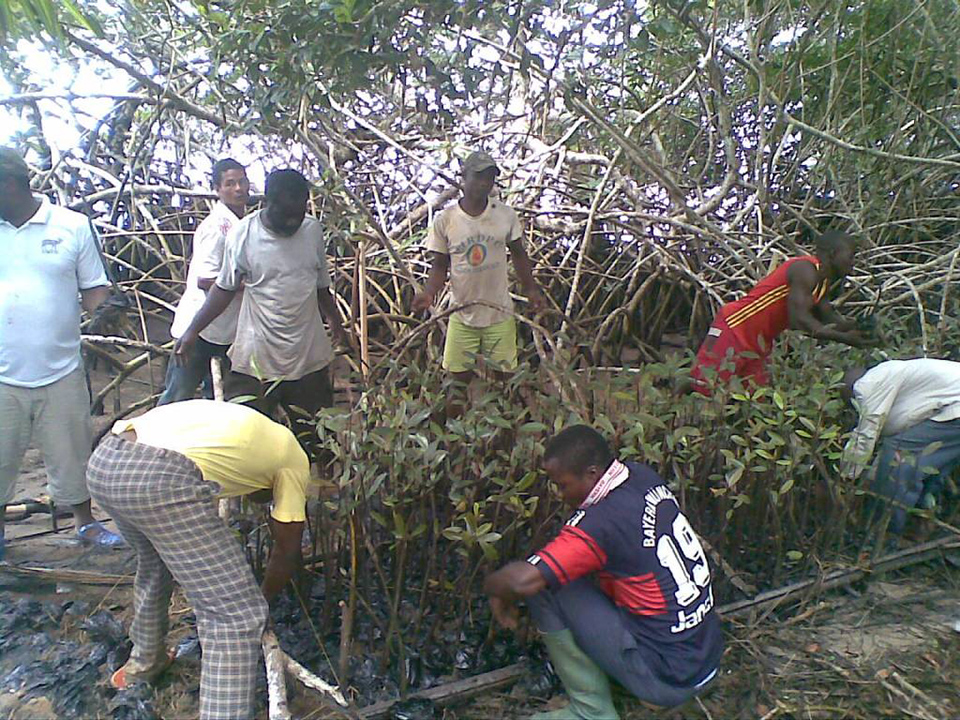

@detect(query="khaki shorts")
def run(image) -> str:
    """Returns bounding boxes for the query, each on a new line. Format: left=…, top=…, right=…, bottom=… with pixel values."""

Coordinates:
left=442, top=316, right=518, bottom=374
left=0, top=366, right=93, bottom=506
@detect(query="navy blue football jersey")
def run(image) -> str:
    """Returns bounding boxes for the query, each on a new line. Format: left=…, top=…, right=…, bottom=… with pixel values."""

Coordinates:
left=528, top=461, right=723, bottom=685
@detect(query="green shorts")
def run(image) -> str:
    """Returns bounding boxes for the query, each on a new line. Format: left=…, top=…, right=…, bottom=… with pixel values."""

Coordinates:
left=442, top=315, right=518, bottom=374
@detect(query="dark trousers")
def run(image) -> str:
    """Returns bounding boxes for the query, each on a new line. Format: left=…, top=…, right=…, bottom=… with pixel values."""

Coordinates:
left=225, top=367, right=333, bottom=461
left=873, top=417, right=960, bottom=533
left=528, top=579, right=719, bottom=708
left=158, top=338, right=230, bottom=406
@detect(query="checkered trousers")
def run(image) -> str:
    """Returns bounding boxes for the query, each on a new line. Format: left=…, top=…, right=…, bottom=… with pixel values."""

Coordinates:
left=87, top=434, right=268, bottom=720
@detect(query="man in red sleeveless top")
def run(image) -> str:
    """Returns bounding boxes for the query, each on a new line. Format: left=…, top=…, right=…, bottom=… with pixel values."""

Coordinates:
left=691, top=231, right=875, bottom=394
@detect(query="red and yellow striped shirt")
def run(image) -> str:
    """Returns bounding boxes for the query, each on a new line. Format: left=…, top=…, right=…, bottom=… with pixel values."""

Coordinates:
left=719, top=256, right=828, bottom=353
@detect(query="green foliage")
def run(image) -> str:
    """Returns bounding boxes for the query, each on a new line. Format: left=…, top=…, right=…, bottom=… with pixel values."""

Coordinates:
left=0, top=0, right=102, bottom=44
left=304, top=338, right=905, bottom=679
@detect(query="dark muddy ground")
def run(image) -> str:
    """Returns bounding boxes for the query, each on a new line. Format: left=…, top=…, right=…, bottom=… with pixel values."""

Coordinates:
left=3, top=363, right=959, bottom=719
left=1, top=536, right=957, bottom=720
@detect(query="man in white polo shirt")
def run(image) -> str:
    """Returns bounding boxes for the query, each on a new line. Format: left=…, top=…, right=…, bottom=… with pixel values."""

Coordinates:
left=175, top=169, right=350, bottom=460
left=0, top=147, right=123, bottom=560
left=841, top=358, right=960, bottom=534
left=412, top=151, right=544, bottom=413
left=159, top=158, right=248, bottom=404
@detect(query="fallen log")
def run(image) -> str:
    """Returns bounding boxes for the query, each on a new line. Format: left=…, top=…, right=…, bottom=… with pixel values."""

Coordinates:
left=0, top=564, right=133, bottom=585
left=717, top=535, right=960, bottom=619
left=358, top=662, right=526, bottom=719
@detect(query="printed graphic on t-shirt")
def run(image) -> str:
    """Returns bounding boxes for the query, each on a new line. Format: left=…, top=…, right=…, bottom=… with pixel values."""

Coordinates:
left=642, top=485, right=714, bottom=633
left=450, top=235, right=504, bottom=275
left=41, top=238, right=63, bottom=254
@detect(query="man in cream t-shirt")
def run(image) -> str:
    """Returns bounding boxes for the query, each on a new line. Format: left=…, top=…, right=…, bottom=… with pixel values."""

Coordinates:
left=413, top=151, right=544, bottom=408
left=159, top=158, right=248, bottom=404
left=87, top=400, right=309, bottom=719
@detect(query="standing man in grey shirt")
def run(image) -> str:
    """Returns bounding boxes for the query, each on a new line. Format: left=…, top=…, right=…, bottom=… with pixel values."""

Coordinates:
left=174, top=169, right=349, bottom=459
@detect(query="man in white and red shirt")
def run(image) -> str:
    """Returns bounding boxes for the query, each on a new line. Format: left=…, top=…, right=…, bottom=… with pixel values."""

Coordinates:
left=159, top=159, right=248, bottom=404
left=485, top=426, right=723, bottom=718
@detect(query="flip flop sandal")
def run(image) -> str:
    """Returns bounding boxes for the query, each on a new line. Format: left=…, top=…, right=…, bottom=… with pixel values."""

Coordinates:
left=110, top=650, right=176, bottom=690
left=77, top=522, right=126, bottom=549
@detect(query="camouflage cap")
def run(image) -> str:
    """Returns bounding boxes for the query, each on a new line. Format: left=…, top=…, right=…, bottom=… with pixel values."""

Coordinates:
left=461, top=150, right=499, bottom=175
left=0, top=147, right=30, bottom=180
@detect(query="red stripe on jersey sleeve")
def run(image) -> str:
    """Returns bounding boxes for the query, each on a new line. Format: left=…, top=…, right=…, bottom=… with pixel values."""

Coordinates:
left=533, top=526, right=608, bottom=586
left=596, top=571, right=667, bottom=615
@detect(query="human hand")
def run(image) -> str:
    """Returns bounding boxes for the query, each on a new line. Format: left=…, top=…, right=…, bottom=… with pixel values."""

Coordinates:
left=173, top=331, right=197, bottom=366
left=490, top=596, right=520, bottom=630
left=526, top=288, right=546, bottom=314
left=331, top=325, right=354, bottom=352
left=412, top=291, right=435, bottom=313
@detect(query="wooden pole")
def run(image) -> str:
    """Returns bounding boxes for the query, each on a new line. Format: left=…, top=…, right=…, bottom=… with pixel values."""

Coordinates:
left=211, top=357, right=224, bottom=401
left=263, top=630, right=292, bottom=720
left=211, top=357, right=232, bottom=522
left=358, top=237, right=370, bottom=379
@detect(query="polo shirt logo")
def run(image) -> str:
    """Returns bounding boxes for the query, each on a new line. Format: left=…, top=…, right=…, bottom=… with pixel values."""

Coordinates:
left=41, top=238, right=63, bottom=254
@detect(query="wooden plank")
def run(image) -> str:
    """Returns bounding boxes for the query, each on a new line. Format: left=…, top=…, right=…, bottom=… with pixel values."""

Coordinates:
left=358, top=663, right=525, bottom=719
left=0, top=564, right=133, bottom=585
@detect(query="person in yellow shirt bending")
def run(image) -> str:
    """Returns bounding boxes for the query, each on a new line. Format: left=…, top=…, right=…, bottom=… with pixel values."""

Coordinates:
left=85, top=399, right=311, bottom=720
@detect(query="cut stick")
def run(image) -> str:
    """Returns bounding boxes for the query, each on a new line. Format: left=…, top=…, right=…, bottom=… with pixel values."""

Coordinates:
left=717, top=535, right=960, bottom=618
left=210, top=357, right=224, bottom=401
left=0, top=564, right=133, bottom=585
left=211, top=357, right=232, bottom=522
left=283, top=651, right=350, bottom=707
left=262, top=630, right=351, bottom=719
left=263, top=630, right=292, bottom=720
left=358, top=663, right=525, bottom=719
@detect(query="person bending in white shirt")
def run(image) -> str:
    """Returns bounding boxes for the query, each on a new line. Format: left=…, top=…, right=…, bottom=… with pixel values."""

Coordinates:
left=841, top=358, right=960, bottom=533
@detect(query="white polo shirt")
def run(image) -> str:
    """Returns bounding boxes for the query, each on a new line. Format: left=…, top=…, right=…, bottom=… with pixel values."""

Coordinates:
left=170, top=201, right=242, bottom=345
left=0, top=198, right=109, bottom=387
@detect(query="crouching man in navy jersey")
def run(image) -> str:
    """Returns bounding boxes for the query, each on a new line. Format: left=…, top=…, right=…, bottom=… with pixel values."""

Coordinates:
left=484, top=426, right=723, bottom=719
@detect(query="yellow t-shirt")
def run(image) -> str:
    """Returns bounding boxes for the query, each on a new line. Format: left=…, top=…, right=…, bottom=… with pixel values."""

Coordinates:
left=112, top=399, right=310, bottom=522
